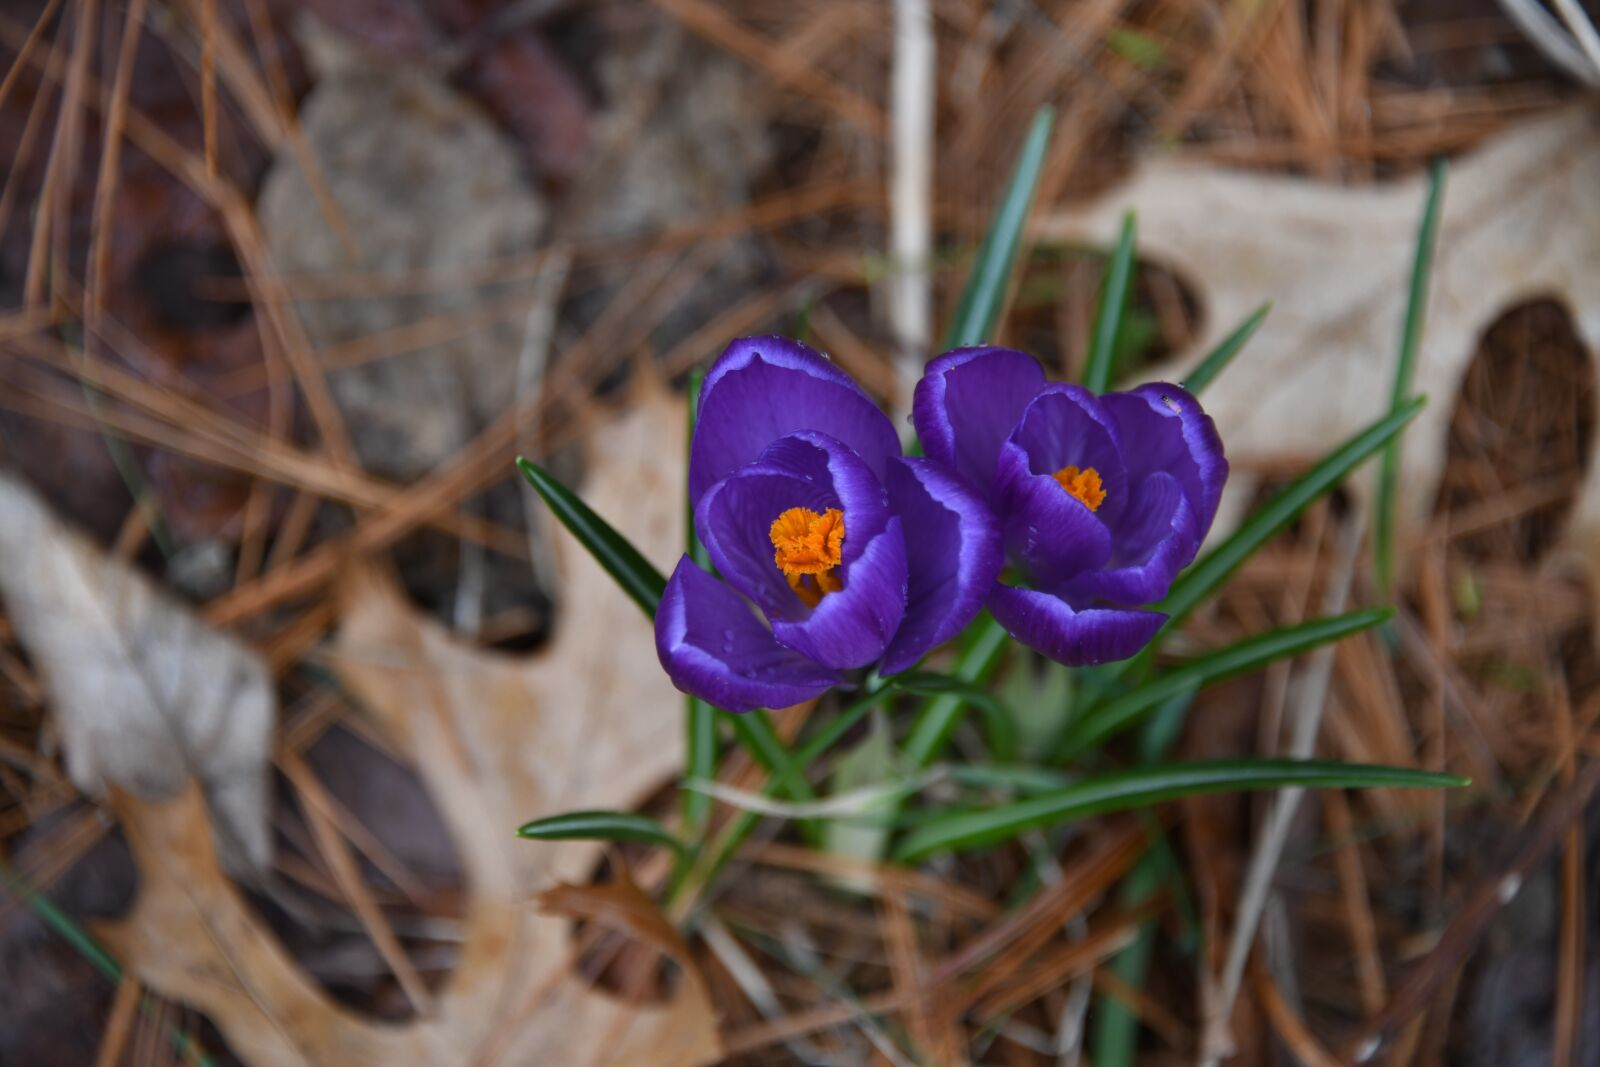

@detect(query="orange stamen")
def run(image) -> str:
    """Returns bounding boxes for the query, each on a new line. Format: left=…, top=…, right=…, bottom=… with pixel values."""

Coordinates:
left=1052, top=465, right=1106, bottom=512
left=770, top=507, right=845, bottom=607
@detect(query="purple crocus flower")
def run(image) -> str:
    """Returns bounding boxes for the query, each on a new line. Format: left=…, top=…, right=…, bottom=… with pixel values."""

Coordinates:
left=913, top=347, right=1227, bottom=666
left=657, top=337, right=1003, bottom=712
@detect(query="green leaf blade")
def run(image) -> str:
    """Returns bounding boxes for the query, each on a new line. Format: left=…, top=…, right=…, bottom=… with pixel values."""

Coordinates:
left=943, top=106, right=1055, bottom=349
left=1155, top=396, right=1425, bottom=637
left=1083, top=212, right=1138, bottom=394
left=893, top=758, right=1468, bottom=862
left=515, top=457, right=666, bottom=619
left=517, top=810, right=686, bottom=857
left=1061, top=608, right=1391, bottom=758
left=1376, top=158, right=1447, bottom=593
left=902, top=614, right=1011, bottom=769
left=892, top=671, right=1018, bottom=762
left=1182, top=302, right=1270, bottom=397
left=682, top=367, right=717, bottom=838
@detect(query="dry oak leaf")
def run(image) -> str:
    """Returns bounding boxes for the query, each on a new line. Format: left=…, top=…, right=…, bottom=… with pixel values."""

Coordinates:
left=0, top=471, right=273, bottom=875
left=1038, top=107, right=1600, bottom=577
left=98, top=379, right=721, bottom=1066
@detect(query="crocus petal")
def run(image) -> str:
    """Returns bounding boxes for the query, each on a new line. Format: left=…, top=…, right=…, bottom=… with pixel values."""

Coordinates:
left=690, top=336, right=901, bottom=505
left=1063, top=474, right=1197, bottom=606
left=755, top=432, right=890, bottom=567
left=771, top=519, right=908, bottom=670
left=655, top=557, right=842, bottom=713
left=994, top=437, right=1113, bottom=589
left=1008, top=385, right=1129, bottom=514
left=879, top=457, right=1004, bottom=674
left=696, top=465, right=836, bottom=621
left=1102, top=383, right=1227, bottom=537
left=987, top=583, right=1165, bottom=667
left=912, top=346, right=1046, bottom=500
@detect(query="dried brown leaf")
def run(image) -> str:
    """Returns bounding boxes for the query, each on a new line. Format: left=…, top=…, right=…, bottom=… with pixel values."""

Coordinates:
left=0, top=471, right=274, bottom=875
left=98, top=379, right=721, bottom=1065
left=1039, top=108, right=1600, bottom=581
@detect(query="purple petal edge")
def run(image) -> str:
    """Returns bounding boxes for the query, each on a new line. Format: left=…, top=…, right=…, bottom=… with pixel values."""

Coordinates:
left=770, top=519, right=908, bottom=670
left=879, top=457, right=1004, bottom=674
left=655, top=556, right=841, bottom=713
left=911, top=346, right=1045, bottom=500
left=986, top=583, right=1165, bottom=667
left=690, top=336, right=901, bottom=505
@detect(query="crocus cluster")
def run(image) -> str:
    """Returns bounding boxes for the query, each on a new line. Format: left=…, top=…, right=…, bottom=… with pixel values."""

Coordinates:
left=656, top=337, right=1226, bottom=712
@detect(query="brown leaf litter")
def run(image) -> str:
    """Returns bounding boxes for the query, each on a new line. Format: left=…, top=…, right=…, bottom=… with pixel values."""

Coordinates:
left=96, top=378, right=721, bottom=1066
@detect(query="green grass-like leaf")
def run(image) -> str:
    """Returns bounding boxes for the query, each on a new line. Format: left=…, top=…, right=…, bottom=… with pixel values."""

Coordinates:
left=677, top=685, right=896, bottom=905
left=1083, top=212, right=1138, bottom=394
left=943, top=106, right=1055, bottom=349
left=902, top=614, right=1011, bottom=769
left=892, top=670, right=1018, bottom=762
left=1376, top=158, right=1447, bottom=593
left=725, top=709, right=820, bottom=827
left=1152, top=396, right=1426, bottom=641
left=683, top=367, right=717, bottom=839
left=893, top=758, right=1468, bottom=861
left=1182, top=302, right=1270, bottom=397
left=515, top=457, right=666, bottom=618
left=897, top=106, right=1055, bottom=775
left=1059, top=608, right=1391, bottom=759
left=517, top=810, right=687, bottom=856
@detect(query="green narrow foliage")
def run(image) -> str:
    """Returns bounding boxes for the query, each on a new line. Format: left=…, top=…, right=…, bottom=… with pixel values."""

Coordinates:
left=943, top=106, right=1056, bottom=349
left=896, top=105, right=1056, bottom=784
left=678, top=685, right=896, bottom=906
left=727, top=710, right=815, bottom=802
left=891, top=671, right=1018, bottom=762
left=682, top=368, right=717, bottom=838
left=947, top=763, right=1075, bottom=794
left=515, top=457, right=665, bottom=618
left=1181, top=302, right=1270, bottom=397
left=1152, top=397, right=1425, bottom=640
left=902, top=614, right=1010, bottom=769
left=1376, top=158, right=1447, bottom=593
left=1083, top=212, right=1138, bottom=394
left=1059, top=608, right=1392, bottom=758
left=1092, top=854, right=1164, bottom=1065
left=893, top=759, right=1468, bottom=861
left=517, top=810, right=687, bottom=856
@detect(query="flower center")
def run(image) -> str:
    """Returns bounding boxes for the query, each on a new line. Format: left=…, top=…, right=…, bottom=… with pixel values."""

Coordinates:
left=770, top=506, right=845, bottom=608
left=1052, top=465, right=1106, bottom=512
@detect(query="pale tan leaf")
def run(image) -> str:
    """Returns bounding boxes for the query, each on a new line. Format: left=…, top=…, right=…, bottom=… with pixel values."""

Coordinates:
left=0, top=472, right=274, bottom=875
left=100, top=378, right=721, bottom=1066
left=1038, top=108, right=1600, bottom=575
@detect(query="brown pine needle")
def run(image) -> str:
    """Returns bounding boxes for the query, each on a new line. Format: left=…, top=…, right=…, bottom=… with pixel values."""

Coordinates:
left=280, top=751, right=435, bottom=1016
left=199, top=0, right=217, bottom=178
left=93, top=975, right=142, bottom=1067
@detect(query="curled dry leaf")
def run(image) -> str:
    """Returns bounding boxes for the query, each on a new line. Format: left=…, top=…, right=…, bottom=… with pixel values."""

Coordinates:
left=1039, top=107, right=1600, bottom=580
left=0, top=472, right=273, bottom=875
left=97, top=378, right=721, bottom=1066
